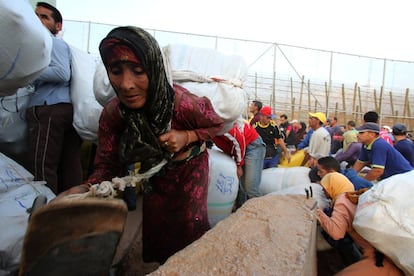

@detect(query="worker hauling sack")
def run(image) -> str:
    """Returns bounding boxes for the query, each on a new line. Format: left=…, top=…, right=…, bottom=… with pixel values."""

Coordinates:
left=353, top=170, right=414, bottom=275
left=94, top=43, right=248, bottom=134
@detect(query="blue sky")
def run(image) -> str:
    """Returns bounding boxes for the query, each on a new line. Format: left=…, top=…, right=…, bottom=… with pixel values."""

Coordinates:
left=56, top=0, right=414, bottom=62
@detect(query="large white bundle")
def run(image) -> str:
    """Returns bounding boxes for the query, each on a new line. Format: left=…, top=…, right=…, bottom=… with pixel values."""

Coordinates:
left=93, top=60, right=116, bottom=107
left=353, top=170, right=414, bottom=275
left=0, top=152, right=56, bottom=273
left=0, top=152, right=33, bottom=193
left=164, top=44, right=247, bottom=80
left=70, top=46, right=102, bottom=142
left=0, top=87, right=33, bottom=156
left=207, top=148, right=238, bottom=227
left=176, top=81, right=248, bottom=133
left=0, top=0, right=52, bottom=96
left=269, top=183, right=329, bottom=210
left=260, top=166, right=311, bottom=195
left=0, top=183, right=55, bottom=273
left=164, top=44, right=248, bottom=134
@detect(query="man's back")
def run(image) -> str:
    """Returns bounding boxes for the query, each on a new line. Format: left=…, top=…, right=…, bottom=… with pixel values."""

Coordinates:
left=394, top=138, right=414, bottom=167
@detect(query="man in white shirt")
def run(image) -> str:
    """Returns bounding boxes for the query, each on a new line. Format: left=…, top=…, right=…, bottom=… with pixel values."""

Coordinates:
left=307, top=112, right=331, bottom=182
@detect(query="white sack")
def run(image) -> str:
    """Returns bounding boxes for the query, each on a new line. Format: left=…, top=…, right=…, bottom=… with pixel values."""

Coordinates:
left=164, top=44, right=248, bottom=135
left=353, top=170, right=414, bottom=275
left=70, top=46, right=102, bottom=142
left=177, top=81, right=248, bottom=134
left=0, top=152, right=55, bottom=272
left=269, top=183, right=329, bottom=210
left=207, top=148, right=238, bottom=227
left=93, top=60, right=116, bottom=107
left=0, top=183, right=55, bottom=272
left=260, top=166, right=311, bottom=195
left=0, top=0, right=52, bottom=96
left=0, top=87, right=33, bottom=156
left=0, top=152, right=34, bottom=193
left=164, top=44, right=247, bottom=80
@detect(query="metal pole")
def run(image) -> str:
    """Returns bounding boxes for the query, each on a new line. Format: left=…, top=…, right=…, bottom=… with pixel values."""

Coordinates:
left=87, top=21, right=91, bottom=53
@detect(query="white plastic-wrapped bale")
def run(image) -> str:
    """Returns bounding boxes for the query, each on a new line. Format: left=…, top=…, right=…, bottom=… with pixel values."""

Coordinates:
left=163, top=44, right=249, bottom=134
left=0, top=0, right=52, bottom=96
left=207, top=148, right=238, bottom=227
left=0, top=153, right=55, bottom=274
left=70, top=46, right=102, bottom=142
left=353, top=170, right=414, bottom=275
left=93, top=60, right=117, bottom=107
left=260, top=166, right=311, bottom=195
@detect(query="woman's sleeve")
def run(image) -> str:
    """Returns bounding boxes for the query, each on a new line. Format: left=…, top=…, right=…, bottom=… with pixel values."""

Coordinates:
left=87, top=101, right=125, bottom=184
left=173, top=84, right=224, bottom=141
left=317, top=199, right=352, bottom=240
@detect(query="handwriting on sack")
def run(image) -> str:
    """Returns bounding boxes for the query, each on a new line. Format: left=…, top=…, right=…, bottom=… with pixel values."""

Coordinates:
left=215, top=172, right=235, bottom=194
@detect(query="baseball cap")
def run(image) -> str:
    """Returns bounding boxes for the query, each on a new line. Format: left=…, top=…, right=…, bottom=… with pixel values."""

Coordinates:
left=356, top=122, right=380, bottom=133
left=382, top=125, right=392, bottom=133
left=260, top=106, right=273, bottom=117
left=308, top=112, right=327, bottom=124
left=392, top=123, right=407, bottom=135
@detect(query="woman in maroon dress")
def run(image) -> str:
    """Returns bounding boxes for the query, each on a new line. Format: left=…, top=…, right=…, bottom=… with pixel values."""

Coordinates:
left=87, top=26, right=224, bottom=264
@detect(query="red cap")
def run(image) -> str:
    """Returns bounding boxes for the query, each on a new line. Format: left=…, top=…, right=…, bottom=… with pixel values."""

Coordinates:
left=260, top=106, right=272, bottom=117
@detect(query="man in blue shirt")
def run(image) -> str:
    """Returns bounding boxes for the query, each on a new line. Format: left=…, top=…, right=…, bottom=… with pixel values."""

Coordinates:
left=392, top=123, right=414, bottom=167
left=353, top=122, right=413, bottom=181
left=26, top=2, right=82, bottom=194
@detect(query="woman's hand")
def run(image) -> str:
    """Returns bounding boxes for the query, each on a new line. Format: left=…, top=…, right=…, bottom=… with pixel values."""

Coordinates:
left=159, top=129, right=193, bottom=153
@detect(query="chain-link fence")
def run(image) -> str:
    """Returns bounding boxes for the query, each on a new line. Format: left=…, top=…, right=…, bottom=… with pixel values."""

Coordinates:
left=62, top=20, right=414, bottom=129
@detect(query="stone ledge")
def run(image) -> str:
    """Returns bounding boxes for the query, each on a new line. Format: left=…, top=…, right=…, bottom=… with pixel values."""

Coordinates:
left=150, top=194, right=317, bottom=275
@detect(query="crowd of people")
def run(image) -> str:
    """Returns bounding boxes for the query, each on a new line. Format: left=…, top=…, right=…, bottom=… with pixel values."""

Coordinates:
left=244, top=101, right=412, bottom=274
left=1, top=2, right=413, bottom=275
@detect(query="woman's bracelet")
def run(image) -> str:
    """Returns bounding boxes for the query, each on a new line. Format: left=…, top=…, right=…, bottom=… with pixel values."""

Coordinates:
left=186, top=130, right=191, bottom=146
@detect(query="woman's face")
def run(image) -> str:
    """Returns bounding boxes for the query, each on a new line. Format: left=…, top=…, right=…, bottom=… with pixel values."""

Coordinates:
left=107, top=61, right=149, bottom=109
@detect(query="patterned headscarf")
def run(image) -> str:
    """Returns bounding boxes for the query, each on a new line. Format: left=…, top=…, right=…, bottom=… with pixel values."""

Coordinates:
left=99, top=26, right=174, bottom=173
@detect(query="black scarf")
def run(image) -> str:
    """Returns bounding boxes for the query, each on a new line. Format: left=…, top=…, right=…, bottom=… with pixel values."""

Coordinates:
left=99, top=26, right=174, bottom=173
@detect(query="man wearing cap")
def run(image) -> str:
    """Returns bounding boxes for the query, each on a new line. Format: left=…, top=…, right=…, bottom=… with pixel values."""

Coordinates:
left=353, top=122, right=413, bottom=181
left=307, top=112, right=331, bottom=164
left=392, top=123, right=414, bottom=167
left=306, top=112, right=331, bottom=182
left=253, top=106, right=290, bottom=168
